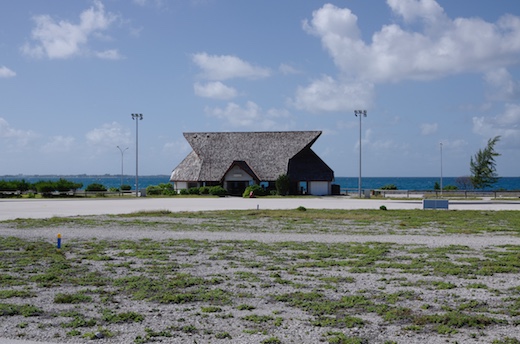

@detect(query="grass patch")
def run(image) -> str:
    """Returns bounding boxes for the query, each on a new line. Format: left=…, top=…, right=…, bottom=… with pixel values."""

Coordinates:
left=0, top=209, right=519, bottom=342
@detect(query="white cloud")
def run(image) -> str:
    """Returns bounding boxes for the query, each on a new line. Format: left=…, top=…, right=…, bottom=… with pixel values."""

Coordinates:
left=421, top=122, right=438, bottom=135
left=95, top=49, right=123, bottom=60
left=194, top=81, right=238, bottom=100
left=386, top=0, right=446, bottom=25
left=21, top=0, right=119, bottom=59
left=303, top=2, right=520, bottom=83
left=133, top=0, right=165, bottom=7
left=291, top=75, right=374, bottom=112
left=279, top=63, right=301, bottom=75
left=0, top=66, right=16, bottom=78
left=0, top=117, right=36, bottom=147
left=440, top=139, right=468, bottom=150
left=473, top=104, right=520, bottom=144
left=205, top=101, right=290, bottom=129
left=484, top=68, right=520, bottom=101
left=86, top=122, right=131, bottom=149
left=41, top=136, right=76, bottom=153
left=192, top=53, right=271, bottom=80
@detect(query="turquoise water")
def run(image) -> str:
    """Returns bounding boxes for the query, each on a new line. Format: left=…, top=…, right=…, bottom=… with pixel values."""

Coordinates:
left=1, top=175, right=519, bottom=191
left=334, top=177, right=520, bottom=191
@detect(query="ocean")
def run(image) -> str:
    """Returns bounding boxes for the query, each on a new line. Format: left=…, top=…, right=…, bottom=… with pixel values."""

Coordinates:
left=1, top=175, right=519, bottom=191
left=334, top=177, right=520, bottom=191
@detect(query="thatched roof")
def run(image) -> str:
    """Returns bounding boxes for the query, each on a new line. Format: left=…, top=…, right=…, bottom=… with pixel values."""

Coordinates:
left=170, top=131, right=332, bottom=182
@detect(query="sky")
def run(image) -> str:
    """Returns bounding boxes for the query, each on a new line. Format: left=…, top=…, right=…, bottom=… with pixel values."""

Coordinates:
left=1, top=0, right=520, bottom=178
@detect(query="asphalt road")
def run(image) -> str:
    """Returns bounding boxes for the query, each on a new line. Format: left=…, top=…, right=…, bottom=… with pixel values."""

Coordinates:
left=1, top=196, right=519, bottom=221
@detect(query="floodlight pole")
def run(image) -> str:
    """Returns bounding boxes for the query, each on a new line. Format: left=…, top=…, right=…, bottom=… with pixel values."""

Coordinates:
left=131, top=114, right=143, bottom=197
left=354, top=110, right=367, bottom=198
left=440, top=142, right=443, bottom=197
left=116, top=146, right=128, bottom=190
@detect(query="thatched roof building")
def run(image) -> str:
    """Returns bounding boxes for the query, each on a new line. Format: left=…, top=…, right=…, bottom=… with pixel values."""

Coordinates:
left=170, top=131, right=334, bottom=195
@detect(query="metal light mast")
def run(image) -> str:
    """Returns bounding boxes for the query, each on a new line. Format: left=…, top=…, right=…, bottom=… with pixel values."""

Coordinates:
left=354, top=110, right=367, bottom=198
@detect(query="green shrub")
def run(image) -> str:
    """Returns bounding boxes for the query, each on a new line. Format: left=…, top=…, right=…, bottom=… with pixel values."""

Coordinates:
left=209, top=186, right=227, bottom=196
left=443, top=185, right=458, bottom=190
left=188, top=187, right=200, bottom=195
left=276, top=174, right=290, bottom=195
left=120, top=184, right=131, bottom=191
left=199, top=186, right=210, bottom=195
left=147, top=183, right=175, bottom=196
left=0, top=179, right=32, bottom=192
left=85, top=183, right=107, bottom=192
left=179, top=189, right=189, bottom=195
left=380, top=205, right=387, bottom=210
left=55, top=178, right=82, bottom=192
left=146, top=185, right=162, bottom=195
left=34, top=181, right=56, bottom=195
left=243, top=184, right=266, bottom=197
left=162, top=188, right=176, bottom=196
left=381, top=184, right=397, bottom=190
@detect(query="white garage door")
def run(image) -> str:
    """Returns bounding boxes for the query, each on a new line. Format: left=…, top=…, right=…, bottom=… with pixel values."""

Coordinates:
left=309, top=181, right=329, bottom=196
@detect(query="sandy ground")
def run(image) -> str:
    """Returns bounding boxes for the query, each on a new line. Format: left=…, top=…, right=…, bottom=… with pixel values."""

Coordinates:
left=1, top=196, right=520, bottom=221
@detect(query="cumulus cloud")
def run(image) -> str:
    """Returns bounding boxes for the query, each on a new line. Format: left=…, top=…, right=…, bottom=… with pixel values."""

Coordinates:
left=303, top=1, right=520, bottom=83
left=440, top=139, right=468, bottom=150
left=386, top=0, right=446, bottom=25
left=86, top=122, right=131, bottom=149
left=0, top=66, right=16, bottom=78
left=192, top=53, right=271, bottom=80
left=133, top=0, right=165, bottom=7
left=205, top=101, right=291, bottom=129
left=21, top=0, right=120, bottom=59
left=421, top=122, right=438, bottom=135
left=291, top=75, right=374, bottom=112
left=0, top=117, right=36, bottom=147
left=292, top=0, right=520, bottom=114
left=95, top=49, right=123, bottom=60
left=279, top=63, right=301, bottom=75
left=484, top=68, right=520, bottom=101
left=473, top=104, right=520, bottom=144
left=194, top=81, right=238, bottom=100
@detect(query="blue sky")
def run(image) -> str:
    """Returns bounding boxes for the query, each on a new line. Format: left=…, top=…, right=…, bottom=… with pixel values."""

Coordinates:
left=1, top=0, right=519, bottom=177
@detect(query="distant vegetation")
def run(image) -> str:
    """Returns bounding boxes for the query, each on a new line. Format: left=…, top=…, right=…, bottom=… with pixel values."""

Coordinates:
left=85, top=183, right=107, bottom=192
left=380, top=184, right=398, bottom=190
left=434, top=182, right=458, bottom=191
left=0, top=178, right=83, bottom=197
left=0, top=178, right=140, bottom=198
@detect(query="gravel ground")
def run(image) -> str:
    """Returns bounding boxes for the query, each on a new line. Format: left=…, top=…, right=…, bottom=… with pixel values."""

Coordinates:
left=1, top=216, right=520, bottom=344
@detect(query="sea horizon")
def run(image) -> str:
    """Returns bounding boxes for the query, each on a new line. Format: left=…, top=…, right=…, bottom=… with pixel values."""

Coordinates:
left=1, top=174, right=519, bottom=191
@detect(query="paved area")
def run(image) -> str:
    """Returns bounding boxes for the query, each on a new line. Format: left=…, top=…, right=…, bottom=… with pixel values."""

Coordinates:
left=1, top=196, right=519, bottom=221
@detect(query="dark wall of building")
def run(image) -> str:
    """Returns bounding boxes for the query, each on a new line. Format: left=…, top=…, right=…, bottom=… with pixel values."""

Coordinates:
left=287, top=149, right=334, bottom=182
